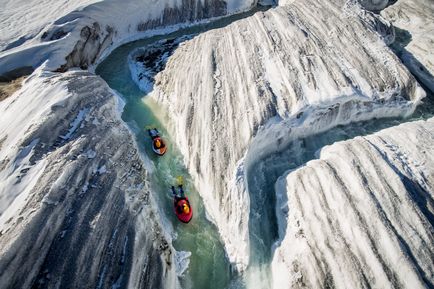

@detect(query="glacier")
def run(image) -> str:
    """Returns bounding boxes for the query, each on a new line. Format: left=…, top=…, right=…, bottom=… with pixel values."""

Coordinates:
left=134, top=0, right=426, bottom=271
left=272, top=117, right=434, bottom=288
left=1, top=0, right=433, bottom=288
left=0, top=0, right=264, bottom=75
left=0, top=68, right=177, bottom=289
left=382, top=0, right=434, bottom=92
left=1, top=0, right=263, bottom=288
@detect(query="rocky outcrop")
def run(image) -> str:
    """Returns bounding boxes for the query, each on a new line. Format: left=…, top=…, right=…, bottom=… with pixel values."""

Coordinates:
left=272, top=117, right=434, bottom=288
left=0, top=66, right=33, bottom=102
left=0, top=76, right=28, bottom=102
left=0, top=70, right=176, bottom=289
left=133, top=0, right=424, bottom=271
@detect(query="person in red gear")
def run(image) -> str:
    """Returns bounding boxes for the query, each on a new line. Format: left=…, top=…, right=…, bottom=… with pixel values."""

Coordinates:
left=171, top=185, right=192, bottom=223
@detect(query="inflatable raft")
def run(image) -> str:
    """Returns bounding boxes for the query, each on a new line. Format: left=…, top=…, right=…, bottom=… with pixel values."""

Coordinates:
left=174, top=197, right=193, bottom=223
left=148, top=128, right=167, bottom=156
left=152, top=137, right=167, bottom=156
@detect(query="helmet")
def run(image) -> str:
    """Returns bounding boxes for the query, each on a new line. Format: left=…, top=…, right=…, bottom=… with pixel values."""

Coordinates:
left=155, top=139, right=161, bottom=148
left=182, top=203, right=190, bottom=214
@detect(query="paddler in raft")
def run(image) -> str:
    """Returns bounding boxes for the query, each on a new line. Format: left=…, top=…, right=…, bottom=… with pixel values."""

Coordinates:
left=147, top=128, right=167, bottom=156
left=171, top=184, right=193, bottom=223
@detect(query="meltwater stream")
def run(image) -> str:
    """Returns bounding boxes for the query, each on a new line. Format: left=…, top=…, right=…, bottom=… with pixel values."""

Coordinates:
left=96, top=48, right=232, bottom=289
left=95, top=8, right=272, bottom=288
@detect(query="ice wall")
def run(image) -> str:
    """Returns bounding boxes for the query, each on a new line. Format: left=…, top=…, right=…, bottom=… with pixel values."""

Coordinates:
left=382, top=0, right=434, bottom=93
left=0, top=0, right=259, bottom=75
left=0, top=0, right=263, bottom=287
left=358, top=0, right=391, bottom=11
left=272, top=117, right=434, bottom=288
left=142, top=0, right=424, bottom=271
left=0, top=69, right=176, bottom=289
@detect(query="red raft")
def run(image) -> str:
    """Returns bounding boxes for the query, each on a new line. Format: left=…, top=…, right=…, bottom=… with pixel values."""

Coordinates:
left=174, top=197, right=193, bottom=223
left=152, top=137, right=167, bottom=156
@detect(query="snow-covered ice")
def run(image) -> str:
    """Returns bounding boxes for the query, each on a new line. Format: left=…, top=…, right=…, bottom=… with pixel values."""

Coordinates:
left=0, top=69, right=177, bottom=289
left=382, top=0, right=434, bottom=93
left=0, top=0, right=259, bottom=75
left=0, top=0, right=101, bottom=51
left=1, top=0, right=264, bottom=288
left=1, top=0, right=434, bottom=288
left=136, top=0, right=425, bottom=270
left=272, top=117, right=434, bottom=289
left=174, top=250, right=192, bottom=277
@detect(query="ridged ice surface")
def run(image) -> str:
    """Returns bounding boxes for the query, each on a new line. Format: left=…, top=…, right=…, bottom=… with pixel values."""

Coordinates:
left=0, top=0, right=259, bottom=288
left=2, top=0, right=434, bottom=288
left=0, top=70, right=176, bottom=289
left=272, top=117, right=434, bottom=289
left=382, top=0, right=434, bottom=92
left=0, top=0, right=257, bottom=75
left=0, top=0, right=100, bottom=52
left=142, top=0, right=424, bottom=270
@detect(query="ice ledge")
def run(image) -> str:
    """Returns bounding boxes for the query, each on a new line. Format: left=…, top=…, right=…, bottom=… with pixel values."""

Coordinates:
left=272, top=116, right=434, bottom=288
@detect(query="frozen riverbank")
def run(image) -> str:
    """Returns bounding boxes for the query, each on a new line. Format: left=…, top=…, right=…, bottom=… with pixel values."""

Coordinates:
left=0, top=69, right=176, bottom=289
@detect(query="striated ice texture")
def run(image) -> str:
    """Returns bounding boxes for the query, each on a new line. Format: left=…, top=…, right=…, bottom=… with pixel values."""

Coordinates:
left=0, top=0, right=260, bottom=288
left=382, top=0, right=434, bottom=93
left=0, top=0, right=259, bottom=75
left=1, top=0, right=433, bottom=287
left=0, top=69, right=177, bottom=289
left=140, top=0, right=425, bottom=271
left=272, top=117, right=434, bottom=289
